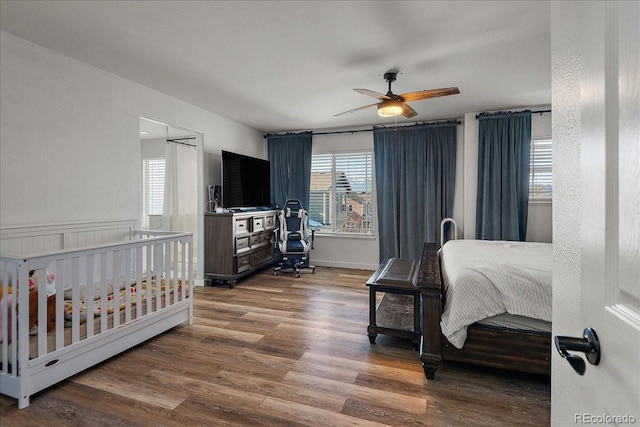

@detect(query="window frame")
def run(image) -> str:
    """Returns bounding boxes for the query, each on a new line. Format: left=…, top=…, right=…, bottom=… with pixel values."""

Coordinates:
left=529, top=137, right=553, bottom=204
left=142, top=157, right=166, bottom=228
left=309, top=150, right=376, bottom=238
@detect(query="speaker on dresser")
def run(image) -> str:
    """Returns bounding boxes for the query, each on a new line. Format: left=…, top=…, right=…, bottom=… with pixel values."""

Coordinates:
left=207, top=184, right=222, bottom=212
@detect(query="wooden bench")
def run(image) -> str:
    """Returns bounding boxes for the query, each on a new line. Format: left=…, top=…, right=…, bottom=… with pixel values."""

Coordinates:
left=366, top=258, right=421, bottom=349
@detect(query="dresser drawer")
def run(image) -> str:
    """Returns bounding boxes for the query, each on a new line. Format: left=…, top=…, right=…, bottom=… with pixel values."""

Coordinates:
left=250, top=247, right=272, bottom=266
left=235, top=217, right=250, bottom=234
left=236, top=254, right=251, bottom=273
left=236, top=235, right=250, bottom=253
left=253, top=216, right=264, bottom=232
left=265, top=214, right=275, bottom=230
left=260, top=231, right=273, bottom=245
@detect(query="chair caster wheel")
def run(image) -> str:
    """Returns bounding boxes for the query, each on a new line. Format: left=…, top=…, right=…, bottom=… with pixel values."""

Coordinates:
left=312, top=268, right=316, bottom=274
left=296, top=273, right=300, bottom=278
left=273, top=271, right=278, bottom=276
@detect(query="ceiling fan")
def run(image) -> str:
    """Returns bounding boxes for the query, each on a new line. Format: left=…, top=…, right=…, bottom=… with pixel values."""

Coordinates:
left=335, top=71, right=460, bottom=119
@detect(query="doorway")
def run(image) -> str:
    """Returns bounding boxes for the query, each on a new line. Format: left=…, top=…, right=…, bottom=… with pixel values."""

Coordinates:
left=140, top=117, right=200, bottom=270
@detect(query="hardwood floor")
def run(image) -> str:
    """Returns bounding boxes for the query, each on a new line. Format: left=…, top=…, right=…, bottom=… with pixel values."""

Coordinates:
left=0, top=267, right=550, bottom=426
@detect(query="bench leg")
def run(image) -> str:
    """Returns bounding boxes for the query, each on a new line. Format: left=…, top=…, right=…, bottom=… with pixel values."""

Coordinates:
left=367, top=287, right=377, bottom=344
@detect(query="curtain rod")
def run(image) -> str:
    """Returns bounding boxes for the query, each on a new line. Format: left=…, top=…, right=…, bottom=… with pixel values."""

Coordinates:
left=264, top=119, right=462, bottom=138
left=166, top=137, right=196, bottom=148
left=475, top=109, right=551, bottom=120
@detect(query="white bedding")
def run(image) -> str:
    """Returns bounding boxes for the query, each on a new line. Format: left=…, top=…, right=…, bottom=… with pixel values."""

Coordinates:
left=439, top=239, right=552, bottom=349
left=477, top=313, right=552, bottom=332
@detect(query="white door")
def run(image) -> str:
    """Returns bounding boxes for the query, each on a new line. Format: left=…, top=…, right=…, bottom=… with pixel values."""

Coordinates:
left=552, top=1, right=639, bottom=424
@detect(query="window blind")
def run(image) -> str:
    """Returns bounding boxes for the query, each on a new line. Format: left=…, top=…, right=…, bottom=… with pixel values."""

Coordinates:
left=142, top=158, right=165, bottom=227
left=529, top=138, right=552, bottom=200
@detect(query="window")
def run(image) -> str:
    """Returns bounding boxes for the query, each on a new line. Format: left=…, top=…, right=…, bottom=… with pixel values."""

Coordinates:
left=309, top=151, right=374, bottom=235
left=529, top=138, right=552, bottom=201
left=142, top=158, right=165, bottom=228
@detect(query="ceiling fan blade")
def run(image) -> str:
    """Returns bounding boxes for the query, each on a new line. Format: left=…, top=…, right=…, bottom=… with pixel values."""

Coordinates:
left=400, top=87, right=460, bottom=102
left=334, top=102, right=379, bottom=117
left=402, top=103, right=418, bottom=118
left=354, top=88, right=391, bottom=100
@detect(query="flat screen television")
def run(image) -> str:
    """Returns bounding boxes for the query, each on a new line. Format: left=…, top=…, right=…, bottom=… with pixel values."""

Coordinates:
left=221, top=150, right=271, bottom=209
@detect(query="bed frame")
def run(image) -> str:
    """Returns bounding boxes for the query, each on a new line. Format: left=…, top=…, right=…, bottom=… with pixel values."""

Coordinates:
left=0, top=220, right=193, bottom=408
left=416, top=241, right=551, bottom=380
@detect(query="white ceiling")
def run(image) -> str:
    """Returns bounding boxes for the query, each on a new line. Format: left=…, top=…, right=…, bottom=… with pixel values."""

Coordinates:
left=0, top=0, right=551, bottom=134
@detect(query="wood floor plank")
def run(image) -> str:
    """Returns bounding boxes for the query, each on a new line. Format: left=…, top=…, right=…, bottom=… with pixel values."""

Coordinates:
left=0, top=267, right=550, bottom=426
left=282, top=371, right=427, bottom=415
left=71, top=367, right=188, bottom=410
left=241, top=310, right=365, bottom=334
left=259, top=395, right=391, bottom=427
left=187, top=323, right=265, bottom=343
left=342, top=397, right=438, bottom=427
left=214, top=369, right=348, bottom=412
left=299, top=351, right=425, bottom=386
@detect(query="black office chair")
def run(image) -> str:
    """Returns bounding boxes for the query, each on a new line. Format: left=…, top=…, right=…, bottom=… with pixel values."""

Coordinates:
left=273, top=199, right=315, bottom=277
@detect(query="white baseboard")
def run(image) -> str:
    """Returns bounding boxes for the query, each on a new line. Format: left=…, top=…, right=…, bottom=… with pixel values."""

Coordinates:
left=312, top=259, right=378, bottom=271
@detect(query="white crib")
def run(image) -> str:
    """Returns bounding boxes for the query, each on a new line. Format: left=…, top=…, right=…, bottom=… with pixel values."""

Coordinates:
left=0, top=220, right=193, bottom=408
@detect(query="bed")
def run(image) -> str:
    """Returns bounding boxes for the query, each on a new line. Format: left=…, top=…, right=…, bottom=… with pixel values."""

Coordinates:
left=0, top=220, right=193, bottom=408
left=416, top=220, right=552, bottom=379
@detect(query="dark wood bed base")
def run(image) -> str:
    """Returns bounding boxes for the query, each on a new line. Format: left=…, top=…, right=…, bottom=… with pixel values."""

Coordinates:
left=416, top=242, right=551, bottom=380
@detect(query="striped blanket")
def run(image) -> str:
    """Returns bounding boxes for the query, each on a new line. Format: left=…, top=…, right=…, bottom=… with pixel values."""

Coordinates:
left=439, top=240, right=552, bottom=349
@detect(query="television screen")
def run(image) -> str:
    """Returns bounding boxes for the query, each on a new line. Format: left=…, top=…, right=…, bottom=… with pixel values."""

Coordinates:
left=221, top=150, right=271, bottom=209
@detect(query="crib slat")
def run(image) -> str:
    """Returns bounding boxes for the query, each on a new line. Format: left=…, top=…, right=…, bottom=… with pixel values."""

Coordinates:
left=14, top=266, right=21, bottom=374
left=134, top=247, right=142, bottom=319
left=51, top=261, right=62, bottom=352
left=124, top=248, right=132, bottom=323
left=165, top=241, right=171, bottom=306
left=1, top=262, right=13, bottom=375
left=145, top=244, right=152, bottom=315
left=155, top=243, right=162, bottom=312
left=86, top=254, right=95, bottom=338
left=99, top=252, right=108, bottom=333
left=112, top=250, right=120, bottom=329
left=71, top=256, right=80, bottom=344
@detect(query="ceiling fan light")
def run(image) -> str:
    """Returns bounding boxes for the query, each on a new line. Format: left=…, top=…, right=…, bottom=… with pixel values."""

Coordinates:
left=377, top=99, right=404, bottom=117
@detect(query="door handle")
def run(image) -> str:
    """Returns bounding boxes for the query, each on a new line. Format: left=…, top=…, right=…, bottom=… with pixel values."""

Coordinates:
left=554, top=327, right=600, bottom=375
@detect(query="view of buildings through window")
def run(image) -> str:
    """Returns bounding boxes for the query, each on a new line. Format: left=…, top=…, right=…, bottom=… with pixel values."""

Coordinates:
left=309, top=152, right=374, bottom=235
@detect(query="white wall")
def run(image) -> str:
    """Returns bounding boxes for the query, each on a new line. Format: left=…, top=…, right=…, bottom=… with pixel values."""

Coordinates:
left=550, top=2, right=586, bottom=423
left=0, top=32, right=264, bottom=280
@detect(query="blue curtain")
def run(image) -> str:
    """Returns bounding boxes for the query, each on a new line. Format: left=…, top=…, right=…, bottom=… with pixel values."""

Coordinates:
left=476, top=110, right=531, bottom=241
left=267, top=132, right=312, bottom=209
left=374, top=122, right=457, bottom=261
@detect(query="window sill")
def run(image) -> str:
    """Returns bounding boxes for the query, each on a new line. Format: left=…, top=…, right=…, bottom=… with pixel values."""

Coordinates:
left=529, top=199, right=552, bottom=206
left=313, top=232, right=377, bottom=239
